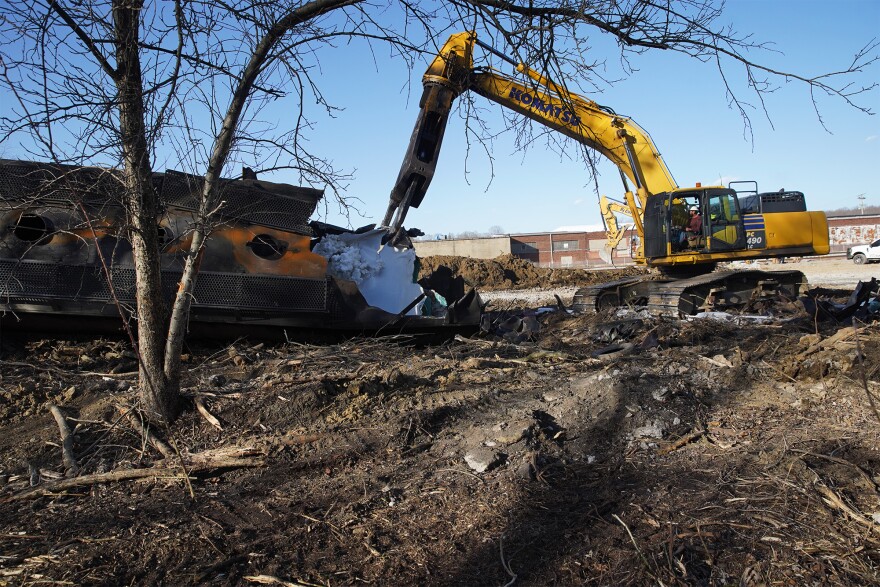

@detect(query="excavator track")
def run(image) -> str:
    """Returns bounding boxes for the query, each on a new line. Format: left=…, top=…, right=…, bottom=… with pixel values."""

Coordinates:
left=572, top=269, right=806, bottom=317
left=572, top=275, right=657, bottom=313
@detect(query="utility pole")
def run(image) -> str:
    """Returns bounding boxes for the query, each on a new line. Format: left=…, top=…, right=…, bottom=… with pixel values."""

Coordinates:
left=857, top=193, right=866, bottom=215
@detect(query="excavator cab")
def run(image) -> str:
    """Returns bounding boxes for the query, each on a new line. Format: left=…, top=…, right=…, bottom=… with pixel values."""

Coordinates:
left=643, top=187, right=747, bottom=260
left=703, top=189, right=746, bottom=252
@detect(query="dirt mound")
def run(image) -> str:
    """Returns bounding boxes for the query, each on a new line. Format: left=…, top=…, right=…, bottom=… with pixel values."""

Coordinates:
left=418, top=253, right=646, bottom=290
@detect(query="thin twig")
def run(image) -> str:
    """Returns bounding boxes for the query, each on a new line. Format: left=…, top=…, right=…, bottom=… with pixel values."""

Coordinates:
left=0, top=361, right=136, bottom=379
left=814, top=482, right=879, bottom=534
left=115, top=404, right=174, bottom=459
left=168, top=435, right=196, bottom=500
left=790, top=449, right=879, bottom=491
left=759, top=359, right=798, bottom=383
left=612, top=514, right=656, bottom=579
left=499, top=534, right=517, bottom=587
left=195, top=397, right=224, bottom=431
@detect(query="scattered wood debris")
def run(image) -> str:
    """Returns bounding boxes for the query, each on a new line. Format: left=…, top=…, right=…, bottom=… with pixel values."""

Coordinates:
left=0, top=262, right=878, bottom=585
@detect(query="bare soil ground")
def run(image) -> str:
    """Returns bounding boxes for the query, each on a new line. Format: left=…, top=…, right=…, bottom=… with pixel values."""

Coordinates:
left=1, top=256, right=879, bottom=586
left=417, top=254, right=646, bottom=291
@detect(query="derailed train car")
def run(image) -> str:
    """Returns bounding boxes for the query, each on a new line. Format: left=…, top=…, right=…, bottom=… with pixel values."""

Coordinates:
left=0, top=159, right=481, bottom=338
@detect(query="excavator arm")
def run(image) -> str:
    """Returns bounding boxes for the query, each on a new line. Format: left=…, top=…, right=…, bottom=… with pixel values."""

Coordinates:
left=599, top=193, right=636, bottom=262
left=382, top=31, right=677, bottom=254
left=382, top=32, right=474, bottom=231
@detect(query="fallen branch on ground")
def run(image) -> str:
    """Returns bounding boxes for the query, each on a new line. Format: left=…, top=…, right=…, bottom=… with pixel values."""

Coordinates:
left=657, top=429, right=706, bottom=455
left=195, top=397, right=224, bottom=431
left=10, top=467, right=189, bottom=500
left=155, top=446, right=263, bottom=469
left=1, top=362, right=137, bottom=379
left=244, top=574, right=315, bottom=587
left=281, top=433, right=322, bottom=446
left=10, top=446, right=265, bottom=501
left=512, top=349, right=572, bottom=364
left=115, top=403, right=174, bottom=459
left=814, top=482, right=880, bottom=534
left=453, top=334, right=511, bottom=349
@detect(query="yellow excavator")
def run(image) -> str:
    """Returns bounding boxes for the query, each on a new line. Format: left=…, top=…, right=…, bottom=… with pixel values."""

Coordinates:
left=382, top=32, right=830, bottom=315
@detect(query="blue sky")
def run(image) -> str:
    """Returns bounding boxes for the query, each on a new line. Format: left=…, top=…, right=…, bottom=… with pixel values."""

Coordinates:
left=2, top=1, right=877, bottom=236
left=301, top=0, right=880, bottom=235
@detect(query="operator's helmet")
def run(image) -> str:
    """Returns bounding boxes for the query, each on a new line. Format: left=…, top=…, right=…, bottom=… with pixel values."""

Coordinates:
left=689, top=206, right=699, bottom=212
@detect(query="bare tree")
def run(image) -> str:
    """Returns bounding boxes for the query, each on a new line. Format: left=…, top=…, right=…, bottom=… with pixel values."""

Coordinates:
left=1, top=0, right=876, bottom=422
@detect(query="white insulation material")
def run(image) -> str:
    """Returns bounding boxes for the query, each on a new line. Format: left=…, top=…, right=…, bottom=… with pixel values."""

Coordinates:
left=314, top=229, right=424, bottom=315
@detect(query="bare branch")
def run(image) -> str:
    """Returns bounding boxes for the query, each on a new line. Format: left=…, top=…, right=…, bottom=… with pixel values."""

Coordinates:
left=48, top=0, right=118, bottom=80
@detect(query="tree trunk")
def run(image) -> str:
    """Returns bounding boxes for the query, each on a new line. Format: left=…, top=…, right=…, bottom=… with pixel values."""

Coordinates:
left=162, top=0, right=361, bottom=394
left=113, top=0, right=178, bottom=422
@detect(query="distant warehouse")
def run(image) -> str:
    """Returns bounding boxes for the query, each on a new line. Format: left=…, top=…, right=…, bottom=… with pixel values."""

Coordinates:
left=413, top=226, right=637, bottom=268
left=508, top=227, right=638, bottom=267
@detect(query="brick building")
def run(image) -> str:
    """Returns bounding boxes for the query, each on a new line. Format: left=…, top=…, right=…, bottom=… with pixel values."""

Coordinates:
left=510, top=227, right=638, bottom=267
left=827, top=214, right=880, bottom=254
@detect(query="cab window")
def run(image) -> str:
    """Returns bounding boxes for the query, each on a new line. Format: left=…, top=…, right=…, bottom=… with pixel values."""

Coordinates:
left=707, top=193, right=739, bottom=224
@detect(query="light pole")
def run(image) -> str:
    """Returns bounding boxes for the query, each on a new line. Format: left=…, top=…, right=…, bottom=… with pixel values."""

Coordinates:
left=857, top=193, right=866, bottom=215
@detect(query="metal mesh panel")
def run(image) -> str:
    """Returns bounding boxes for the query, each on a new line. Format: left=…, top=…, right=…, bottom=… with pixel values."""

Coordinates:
left=218, top=184, right=318, bottom=235
left=158, top=170, right=202, bottom=207
left=159, top=170, right=320, bottom=235
left=0, top=162, right=51, bottom=202
left=0, top=160, right=123, bottom=207
left=1, top=161, right=321, bottom=237
left=0, top=260, right=327, bottom=313
left=0, top=260, right=111, bottom=300
left=757, top=191, right=807, bottom=213
left=189, top=272, right=327, bottom=311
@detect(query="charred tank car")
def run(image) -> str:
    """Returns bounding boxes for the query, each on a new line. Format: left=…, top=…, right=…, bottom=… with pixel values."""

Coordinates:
left=0, top=159, right=480, bottom=339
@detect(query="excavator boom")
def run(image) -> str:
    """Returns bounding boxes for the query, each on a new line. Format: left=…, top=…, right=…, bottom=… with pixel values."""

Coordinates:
left=467, top=71, right=677, bottom=199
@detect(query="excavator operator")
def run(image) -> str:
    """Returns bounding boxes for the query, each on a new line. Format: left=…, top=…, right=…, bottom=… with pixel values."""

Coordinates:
left=683, top=205, right=702, bottom=248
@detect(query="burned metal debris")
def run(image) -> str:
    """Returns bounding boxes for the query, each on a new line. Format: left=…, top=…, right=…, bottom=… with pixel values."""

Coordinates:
left=0, top=159, right=481, bottom=338
left=479, top=310, right=542, bottom=343
left=800, top=278, right=880, bottom=322
left=590, top=318, right=644, bottom=344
